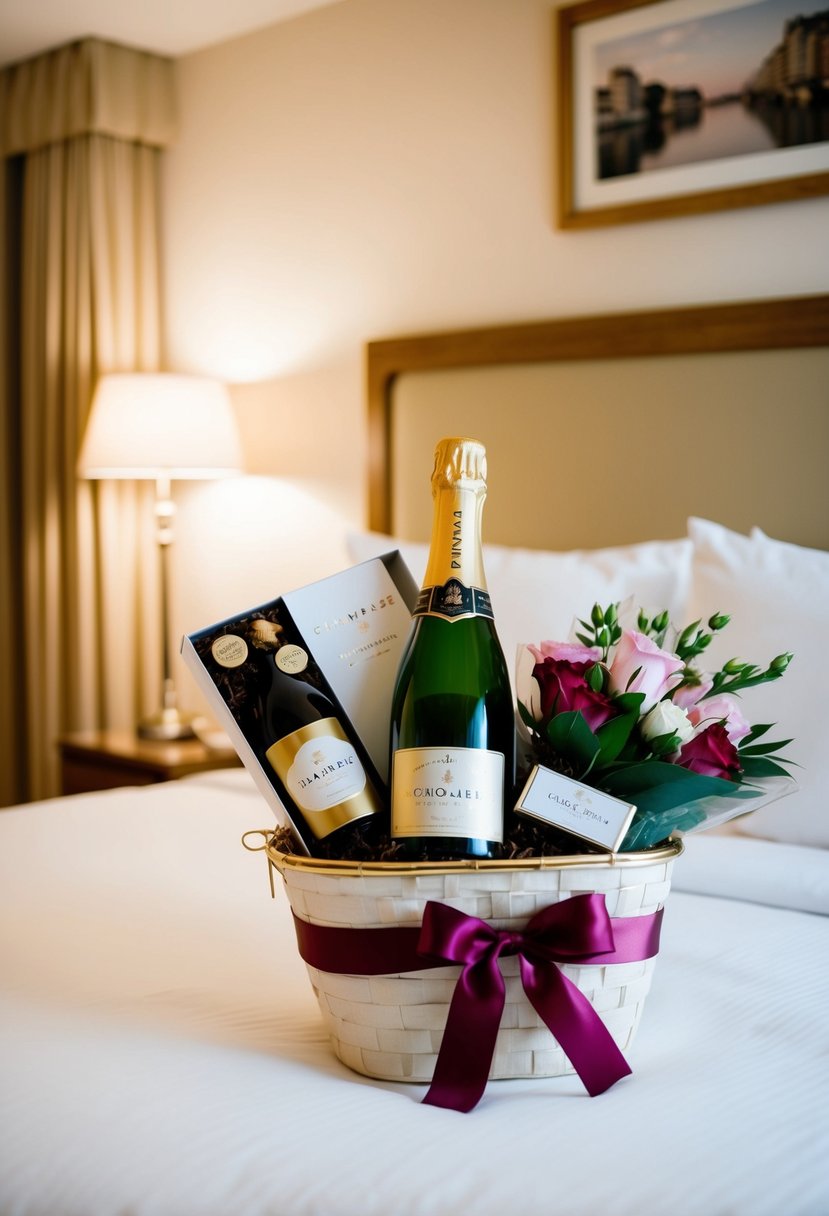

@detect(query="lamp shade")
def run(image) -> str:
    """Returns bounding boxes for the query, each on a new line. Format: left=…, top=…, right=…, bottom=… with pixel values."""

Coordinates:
left=78, top=373, right=244, bottom=479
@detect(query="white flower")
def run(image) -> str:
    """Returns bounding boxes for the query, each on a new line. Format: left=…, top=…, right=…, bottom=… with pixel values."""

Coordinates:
left=641, top=700, right=694, bottom=745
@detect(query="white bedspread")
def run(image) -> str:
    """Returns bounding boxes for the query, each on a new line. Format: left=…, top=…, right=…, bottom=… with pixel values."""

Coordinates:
left=1, top=769, right=827, bottom=1216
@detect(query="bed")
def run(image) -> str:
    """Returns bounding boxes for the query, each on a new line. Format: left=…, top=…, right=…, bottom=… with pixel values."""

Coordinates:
left=2, top=294, right=829, bottom=1216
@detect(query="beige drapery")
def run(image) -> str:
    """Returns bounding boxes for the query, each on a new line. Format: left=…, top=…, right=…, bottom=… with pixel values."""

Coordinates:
left=0, top=39, right=176, bottom=805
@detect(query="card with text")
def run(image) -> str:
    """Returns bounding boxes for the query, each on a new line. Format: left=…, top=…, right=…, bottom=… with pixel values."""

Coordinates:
left=515, top=765, right=637, bottom=852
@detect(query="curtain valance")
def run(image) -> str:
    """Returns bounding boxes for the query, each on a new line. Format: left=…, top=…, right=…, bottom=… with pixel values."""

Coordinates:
left=0, top=37, right=176, bottom=157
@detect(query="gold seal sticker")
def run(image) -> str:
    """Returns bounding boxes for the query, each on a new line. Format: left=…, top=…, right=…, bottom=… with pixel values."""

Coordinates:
left=276, top=643, right=309, bottom=674
left=211, top=634, right=248, bottom=668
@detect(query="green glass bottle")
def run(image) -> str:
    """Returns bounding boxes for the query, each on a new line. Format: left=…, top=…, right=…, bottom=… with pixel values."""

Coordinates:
left=389, top=436, right=514, bottom=859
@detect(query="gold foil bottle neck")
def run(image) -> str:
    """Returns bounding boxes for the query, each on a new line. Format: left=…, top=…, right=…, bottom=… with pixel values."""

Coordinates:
left=424, top=436, right=488, bottom=591
left=431, top=436, right=487, bottom=492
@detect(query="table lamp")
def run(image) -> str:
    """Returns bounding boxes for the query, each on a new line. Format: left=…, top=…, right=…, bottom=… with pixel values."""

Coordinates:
left=78, top=372, right=244, bottom=740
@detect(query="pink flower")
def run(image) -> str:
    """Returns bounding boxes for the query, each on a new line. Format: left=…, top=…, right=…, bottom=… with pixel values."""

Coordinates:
left=671, top=676, right=713, bottom=710
left=677, top=722, right=742, bottom=781
left=688, top=694, right=752, bottom=744
left=607, top=630, right=684, bottom=712
left=532, top=657, right=617, bottom=733
left=528, top=640, right=602, bottom=665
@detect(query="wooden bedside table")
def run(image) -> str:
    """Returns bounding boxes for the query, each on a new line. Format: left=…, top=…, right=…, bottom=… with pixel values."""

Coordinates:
left=57, top=729, right=241, bottom=796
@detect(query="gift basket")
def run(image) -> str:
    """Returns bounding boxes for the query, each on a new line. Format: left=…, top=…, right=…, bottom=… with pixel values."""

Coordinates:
left=250, top=840, right=681, bottom=1112
left=195, top=436, right=795, bottom=1112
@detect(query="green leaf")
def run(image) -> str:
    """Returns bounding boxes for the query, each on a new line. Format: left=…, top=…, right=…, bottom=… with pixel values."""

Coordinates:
left=625, top=665, right=643, bottom=692
left=742, top=722, right=774, bottom=744
left=739, top=737, right=793, bottom=757
left=517, top=700, right=537, bottom=731
left=594, top=712, right=638, bottom=765
left=545, top=711, right=601, bottom=776
left=611, top=691, right=647, bottom=716
left=648, top=730, right=681, bottom=756
left=600, top=761, right=745, bottom=815
left=739, top=755, right=794, bottom=779
left=677, top=619, right=701, bottom=647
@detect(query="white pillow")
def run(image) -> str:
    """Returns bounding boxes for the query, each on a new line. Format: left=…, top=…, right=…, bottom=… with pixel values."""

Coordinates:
left=686, top=517, right=829, bottom=848
left=346, top=530, right=692, bottom=683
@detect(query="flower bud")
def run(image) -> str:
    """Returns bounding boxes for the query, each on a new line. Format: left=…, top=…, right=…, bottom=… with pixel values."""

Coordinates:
left=653, top=610, right=670, bottom=633
left=678, top=620, right=701, bottom=648
left=586, top=662, right=605, bottom=692
left=708, top=613, right=730, bottom=631
left=723, top=658, right=745, bottom=674
left=591, top=603, right=604, bottom=627
left=770, top=652, right=792, bottom=673
left=637, top=611, right=649, bottom=632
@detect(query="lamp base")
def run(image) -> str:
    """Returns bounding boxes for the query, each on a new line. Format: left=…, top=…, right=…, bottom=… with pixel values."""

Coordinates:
left=137, top=706, right=201, bottom=742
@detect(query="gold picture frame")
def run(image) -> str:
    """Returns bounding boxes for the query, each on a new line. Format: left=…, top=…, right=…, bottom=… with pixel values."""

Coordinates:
left=556, top=0, right=829, bottom=228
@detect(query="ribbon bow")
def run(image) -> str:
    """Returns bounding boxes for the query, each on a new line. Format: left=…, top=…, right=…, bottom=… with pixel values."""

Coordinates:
left=289, top=893, right=663, bottom=1112
left=418, top=894, right=633, bottom=1112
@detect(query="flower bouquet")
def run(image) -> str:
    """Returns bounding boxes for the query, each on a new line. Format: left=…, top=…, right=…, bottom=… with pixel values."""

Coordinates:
left=515, top=602, right=796, bottom=851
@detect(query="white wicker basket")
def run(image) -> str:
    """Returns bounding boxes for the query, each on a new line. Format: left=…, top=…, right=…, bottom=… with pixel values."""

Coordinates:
left=263, top=840, right=682, bottom=1086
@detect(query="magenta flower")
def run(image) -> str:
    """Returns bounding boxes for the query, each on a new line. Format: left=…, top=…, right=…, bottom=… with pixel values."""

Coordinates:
left=532, top=657, right=618, bottom=733
left=677, top=722, right=742, bottom=781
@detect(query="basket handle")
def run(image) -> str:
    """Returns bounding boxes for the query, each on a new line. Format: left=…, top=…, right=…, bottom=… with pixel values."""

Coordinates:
left=241, top=828, right=279, bottom=898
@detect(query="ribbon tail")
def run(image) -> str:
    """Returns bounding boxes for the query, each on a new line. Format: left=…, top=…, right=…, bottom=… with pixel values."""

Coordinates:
left=423, top=958, right=505, bottom=1113
left=520, top=957, right=632, bottom=1097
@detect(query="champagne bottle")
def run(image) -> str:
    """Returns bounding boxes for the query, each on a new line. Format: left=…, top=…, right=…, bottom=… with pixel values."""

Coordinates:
left=247, top=619, right=384, bottom=850
left=389, top=437, right=514, bottom=859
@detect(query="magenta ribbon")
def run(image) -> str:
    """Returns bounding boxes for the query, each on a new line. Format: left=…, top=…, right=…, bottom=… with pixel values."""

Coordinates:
left=291, top=893, right=663, bottom=1112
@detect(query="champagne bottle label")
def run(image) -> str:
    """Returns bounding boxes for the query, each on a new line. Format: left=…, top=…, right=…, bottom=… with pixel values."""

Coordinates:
left=391, top=746, right=504, bottom=842
left=266, top=718, right=377, bottom=839
left=414, top=579, right=494, bottom=622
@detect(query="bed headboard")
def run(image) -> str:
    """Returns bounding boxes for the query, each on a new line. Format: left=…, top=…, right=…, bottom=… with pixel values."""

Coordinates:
left=366, top=295, right=829, bottom=552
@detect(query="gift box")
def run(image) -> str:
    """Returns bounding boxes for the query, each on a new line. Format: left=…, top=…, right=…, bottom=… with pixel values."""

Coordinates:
left=249, top=838, right=682, bottom=1111
left=182, top=553, right=418, bottom=852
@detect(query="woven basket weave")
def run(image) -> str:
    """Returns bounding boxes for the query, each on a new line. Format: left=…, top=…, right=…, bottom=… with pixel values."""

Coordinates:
left=265, top=840, right=682, bottom=1085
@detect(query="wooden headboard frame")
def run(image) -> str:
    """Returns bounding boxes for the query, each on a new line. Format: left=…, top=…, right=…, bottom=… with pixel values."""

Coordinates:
left=366, top=294, right=829, bottom=536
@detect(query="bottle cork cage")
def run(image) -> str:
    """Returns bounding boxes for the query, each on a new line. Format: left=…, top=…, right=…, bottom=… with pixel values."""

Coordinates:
left=263, top=843, right=681, bottom=1084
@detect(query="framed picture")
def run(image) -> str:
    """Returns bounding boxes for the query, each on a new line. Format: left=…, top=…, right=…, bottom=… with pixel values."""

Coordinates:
left=556, top=0, right=829, bottom=227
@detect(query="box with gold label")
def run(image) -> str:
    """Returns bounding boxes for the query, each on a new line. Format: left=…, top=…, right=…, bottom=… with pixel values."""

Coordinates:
left=181, top=553, right=418, bottom=854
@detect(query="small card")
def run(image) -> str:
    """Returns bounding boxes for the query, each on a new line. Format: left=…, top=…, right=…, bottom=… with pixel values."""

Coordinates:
left=515, top=765, right=637, bottom=852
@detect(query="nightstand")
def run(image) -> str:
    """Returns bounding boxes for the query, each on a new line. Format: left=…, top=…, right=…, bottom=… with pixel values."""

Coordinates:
left=57, top=729, right=241, bottom=796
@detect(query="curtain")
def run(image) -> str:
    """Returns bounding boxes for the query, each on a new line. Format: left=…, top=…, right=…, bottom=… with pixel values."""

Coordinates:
left=0, top=40, right=176, bottom=805
left=0, top=155, right=23, bottom=803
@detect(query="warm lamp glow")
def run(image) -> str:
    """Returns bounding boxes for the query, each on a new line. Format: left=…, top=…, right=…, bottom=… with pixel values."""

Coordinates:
left=77, top=372, right=244, bottom=741
left=78, top=373, right=244, bottom=479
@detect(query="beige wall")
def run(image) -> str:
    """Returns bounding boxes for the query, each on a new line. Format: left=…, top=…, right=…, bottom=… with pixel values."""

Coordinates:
left=161, top=0, right=829, bottom=706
